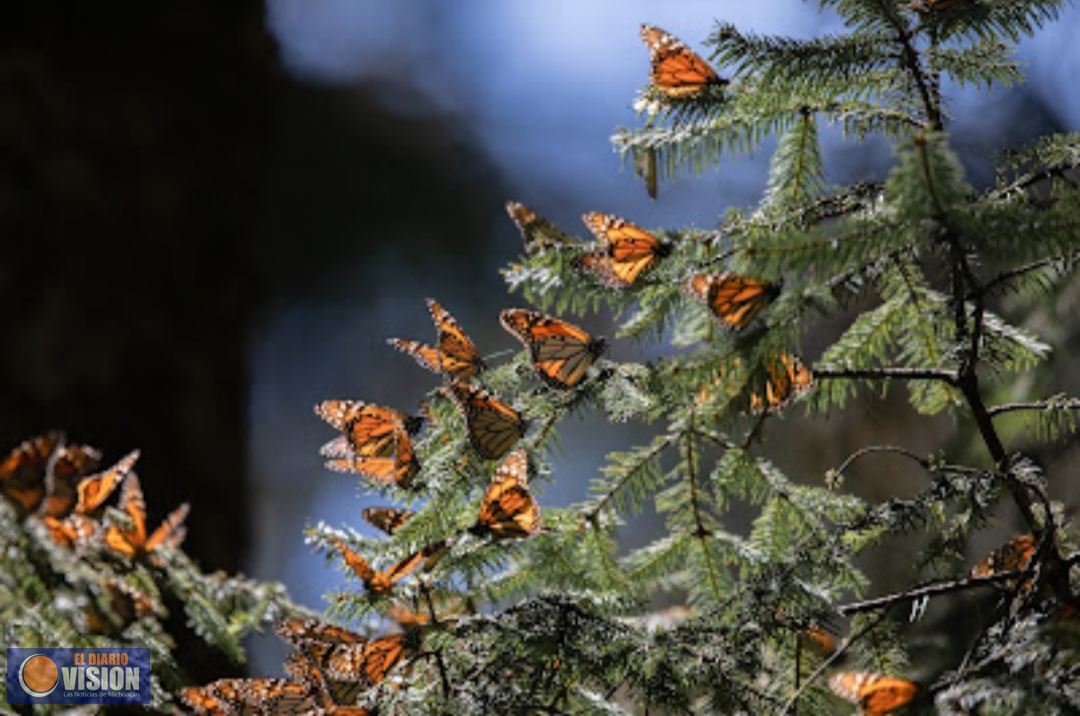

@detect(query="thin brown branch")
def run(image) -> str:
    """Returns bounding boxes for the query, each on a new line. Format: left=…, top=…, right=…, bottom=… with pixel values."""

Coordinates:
left=813, top=366, right=958, bottom=383
left=837, top=569, right=1026, bottom=616
left=832, top=445, right=930, bottom=477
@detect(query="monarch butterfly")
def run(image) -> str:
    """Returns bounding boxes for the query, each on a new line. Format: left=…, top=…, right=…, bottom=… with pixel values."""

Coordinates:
left=41, top=513, right=97, bottom=550
left=828, top=671, right=918, bottom=716
left=277, top=617, right=416, bottom=688
left=38, top=443, right=102, bottom=518
left=283, top=653, right=371, bottom=715
left=315, top=400, right=422, bottom=459
left=316, top=400, right=421, bottom=487
left=499, top=308, right=607, bottom=390
left=802, top=625, right=837, bottom=656
left=578, top=212, right=672, bottom=288
left=749, top=354, right=814, bottom=413
left=972, top=533, right=1037, bottom=593
left=444, top=381, right=526, bottom=460
left=635, top=146, right=659, bottom=199
left=330, top=537, right=423, bottom=594
left=180, top=676, right=325, bottom=716
left=104, top=473, right=189, bottom=565
left=640, top=24, right=726, bottom=100
left=322, top=424, right=420, bottom=488
left=388, top=298, right=485, bottom=379
left=0, top=432, right=61, bottom=513
left=471, top=449, right=541, bottom=539
left=685, top=273, right=780, bottom=332
left=506, top=200, right=573, bottom=252
left=361, top=506, right=414, bottom=535
left=74, top=449, right=140, bottom=514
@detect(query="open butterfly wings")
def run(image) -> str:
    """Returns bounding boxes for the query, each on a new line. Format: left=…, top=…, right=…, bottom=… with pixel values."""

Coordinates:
left=685, top=273, right=781, bottom=332
left=444, top=381, right=525, bottom=460
left=104, top=472, right=189, bottom=561
left=388, top=298, right=484, bottom=380
left=315, top=400, right=420, bottom=487
left=276, top=617, right=414, bottom=689
left=505, top=200, right=574, bottom=253
left=579, top=212, right=670, bottom=288
left=499, top=309, right=606, bottom=390
left=829, top=672, right=919, bottom=716
left=639, top=24, right=725, bottom=100
left=474, top=449, right=541, bottom=539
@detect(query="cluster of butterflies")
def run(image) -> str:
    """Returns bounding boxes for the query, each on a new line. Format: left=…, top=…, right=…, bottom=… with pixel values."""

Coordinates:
left=508, top=200, right=815, bottom=413
left=0, top=432, right=189, bottom=562
left=181, top=612, right=431, bottom=715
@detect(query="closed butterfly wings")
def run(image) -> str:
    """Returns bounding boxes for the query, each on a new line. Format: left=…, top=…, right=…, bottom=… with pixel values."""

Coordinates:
left=104, top=473, right=189, bottom=564
left=443, top=381, right=525, bottom=460
left=389, top=298, right=484, bottom=380
left=749, top=354, right=814, bottom=413
left=0, top=432, right=61, bottom=512
left=506, top=201, right=574, bottom=253
left=500, top=309, right=606, bottom=390
left=685, top=273, right=780, bottom=332
left=579, top=212, right=671, bottom=288
left=331, top=537, right=424, bottom=595
left=472, top=449, right=541, bottom=539
left=640, top=24, right=726, bottom=100
left=39, top=443, right=102, bottom=518
left=829, top=671, right=918, bottom=715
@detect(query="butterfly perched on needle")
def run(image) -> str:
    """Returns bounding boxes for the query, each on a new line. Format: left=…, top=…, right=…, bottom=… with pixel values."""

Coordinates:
left=639, top=24, right=727, bottom=100
left=749, top=354, right=814, bottom=413
left=388, top=298, right=485, bottom=380
left=361, top=507, right=449, bottom=571
left=471, top=449, right=541, bottom=539
left=972, top=533, right=1037, bottom=592
left=104, top=473, right=190, bottom=565
left=276, top=617, right=418, bottom=690
left=329, top=537, right=424, bottom=595
left=828, top=671, right=918, bottom=716
left=506, top=200, right=574, bottom=253
left=499, top=308, right=606, bottom=390
left=74, top=449, right=141, bottom=514
left=315, top=400, right=421, bottom=487
left=0, top=432, right=62, bottom=513
left=443, top=381, right=526, bottom=460
left=685, top=272, right=780, bottom=332
left=578, top=212, right=672, bottom=289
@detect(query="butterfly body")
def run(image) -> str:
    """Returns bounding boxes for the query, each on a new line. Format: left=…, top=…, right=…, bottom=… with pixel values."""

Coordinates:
left=500, top=308, right=606, bottom=390
left=829, top=671, right=918, bottom=715
left=444, top=381, right=525, bottom=460
left=472, top=449, right=541, bottom=539
left=640, top=24, right=726, bottom=100
left=685, top=272, right=780, bottom=332
left=579, top=212, right=670, bottom=288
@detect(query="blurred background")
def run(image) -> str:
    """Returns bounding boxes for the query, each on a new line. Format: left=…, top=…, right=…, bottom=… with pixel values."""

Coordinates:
left=2, top=0, right=1078, bottom=679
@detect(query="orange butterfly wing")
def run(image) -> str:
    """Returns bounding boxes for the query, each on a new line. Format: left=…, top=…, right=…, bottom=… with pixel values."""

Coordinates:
left=39, top=444, right=102, bottom=518
left=474, top=449, right=541, bottom=538
left=315, top=400, right=408, bottom=458
left=387, top=338, right=442, bottom=374
left=500, top=308, right=605, bottom=390
left=580, top=212, right=669, bottom=287
left=749, top=354, right=814, bottom=413
left=0, top=432, right=61, bottom=512
left=104, top=473, right=147, bottom=558
left=506, top=200, right=573, bottom=252
left=361, top=506, right=414, bottom=535
left=388, top=299, right=484, bottom=379
left=444, top=381, right=525, bottom=460
left=639, top=24, right=724, bottom=99
left=74, top=450, right=139, bottom=514
left=686, top=273, right=780, bottom=332
left=276, top=617, right=366, bottom=648
left=42, top=514, right=97, bottom=550
left=830, top=672, right=918, bottom=716
left=324, top=635, right=409, bottom=686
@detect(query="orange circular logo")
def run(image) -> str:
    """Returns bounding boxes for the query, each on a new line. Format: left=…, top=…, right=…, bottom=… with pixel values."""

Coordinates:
left=18, top=654, right=59, bottom=697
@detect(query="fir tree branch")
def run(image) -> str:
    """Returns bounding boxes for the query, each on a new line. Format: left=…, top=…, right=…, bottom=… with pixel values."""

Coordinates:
left=988, top=398, right=1080, bottom=417
left=975, top=253, right=1079, bottom=297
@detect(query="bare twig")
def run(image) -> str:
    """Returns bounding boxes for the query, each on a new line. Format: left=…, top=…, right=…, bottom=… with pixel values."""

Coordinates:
left=814, top=366, right=958, bottom=383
